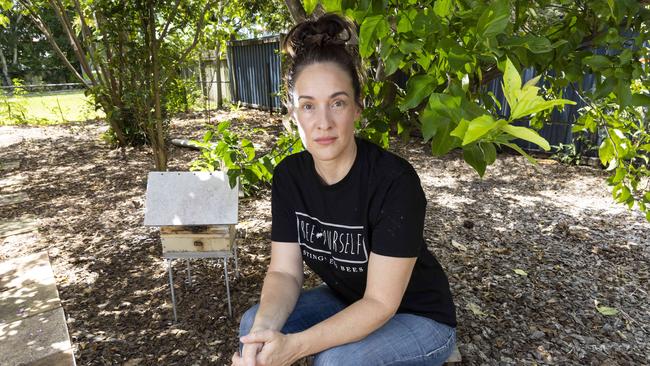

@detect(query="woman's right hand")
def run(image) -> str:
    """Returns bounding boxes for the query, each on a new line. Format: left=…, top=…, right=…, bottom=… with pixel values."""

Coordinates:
left=231, top=342, right=264, bottom=366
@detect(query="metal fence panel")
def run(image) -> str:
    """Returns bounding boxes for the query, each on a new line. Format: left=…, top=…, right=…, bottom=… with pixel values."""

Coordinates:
left=228, top=36, right=283, bottom=112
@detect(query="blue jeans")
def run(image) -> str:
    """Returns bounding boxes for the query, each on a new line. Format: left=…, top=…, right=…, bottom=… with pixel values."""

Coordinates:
left=239, top=284, right=456, bottom=366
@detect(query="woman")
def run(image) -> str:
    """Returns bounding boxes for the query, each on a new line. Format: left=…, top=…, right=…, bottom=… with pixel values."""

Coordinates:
left=232, top=13, right=456, bottom=366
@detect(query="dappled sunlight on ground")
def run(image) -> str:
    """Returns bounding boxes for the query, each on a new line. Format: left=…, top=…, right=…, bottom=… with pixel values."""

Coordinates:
left=1, top=109, right=648, bottom=364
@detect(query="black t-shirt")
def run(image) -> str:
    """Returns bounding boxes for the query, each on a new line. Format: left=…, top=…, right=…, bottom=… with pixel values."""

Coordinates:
left=271, top=136, right=456, bottom=327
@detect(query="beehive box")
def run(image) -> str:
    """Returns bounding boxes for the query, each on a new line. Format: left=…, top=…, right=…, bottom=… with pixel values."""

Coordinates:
left=160, top=225, right=235, bottom=254
left=144, top=171, right=238, bottom=256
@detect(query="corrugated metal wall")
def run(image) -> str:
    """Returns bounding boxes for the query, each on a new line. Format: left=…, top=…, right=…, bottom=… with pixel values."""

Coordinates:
left=227, top=35, right=283, bottom=112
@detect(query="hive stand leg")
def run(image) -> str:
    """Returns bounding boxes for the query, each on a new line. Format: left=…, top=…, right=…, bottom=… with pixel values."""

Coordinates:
left=186, top=259, right=192, bottom=285
left=233, top=239, right=240, bottom=279
left=224, top=258, right=232, bottom=317
left=167, top=259, right=178, bottom=322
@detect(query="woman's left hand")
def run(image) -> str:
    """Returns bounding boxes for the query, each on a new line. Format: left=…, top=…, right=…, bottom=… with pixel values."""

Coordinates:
left=240, top=330, right=302, bottom=366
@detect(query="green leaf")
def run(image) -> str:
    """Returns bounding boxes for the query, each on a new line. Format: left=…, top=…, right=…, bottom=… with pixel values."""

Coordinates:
left=450, top=118, right=469, bottom=140
left=502, top=58, right=521, bottom=112
left=398, top=39, right=424, bottom=54
left=217, top=120, right=231, bottom=133
left=433, top=0, right=452, bottom=18
left=421, top=94, right=465, bottom=155
left=611, top=167, right=626, bottom=184
left=0, top=14, right=8, bottom=28
left=463, top=144, right=488, bottom=177
left=582, top=55, right=611, bottom=71
left=396, top=12, right=412, bottom=33
left=502, top=142, right=537, bottom=164
left=596, top=305, right=619, bottom=316
left=523, top=75, right=542, bottom=88
left=384, top=52, right=403, bottom=76
left=631, top=93, right=650, bottom=107
left=359, top=15, right=384, bottom=58
left=487, top=91, right=502, bottom=110
left=502, top=36, right=553, bottom=54
left=241, top=139, right=256, bottom=161
left=321, top=0, right=342, bottom=12
left=616, top=79, right=633, bottom=108
left=303, top=0, right=319, bottom=15
left=430, top=120, right=460, bottom=156
left=513, top=268, right=528, bottom=276
left=598, top=138, right=615, bottom=166
left=477, top=0, right=509, bottom=38
left=400, top=74, right=436, bottom=111
left=462, top=115, right=498, bottom=146
left=511, top=98, right=576, bottom=121
left=501, top=124, right=550, bottom=151
left=481, top=142, right=497, bottom=164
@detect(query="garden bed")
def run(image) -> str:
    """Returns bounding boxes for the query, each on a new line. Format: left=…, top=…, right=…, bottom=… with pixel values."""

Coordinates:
left=1, top=109, right=648, bottom=365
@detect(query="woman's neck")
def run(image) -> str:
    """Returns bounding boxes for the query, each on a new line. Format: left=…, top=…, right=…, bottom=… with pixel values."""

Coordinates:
left=313, top=139, right=357, bottom=186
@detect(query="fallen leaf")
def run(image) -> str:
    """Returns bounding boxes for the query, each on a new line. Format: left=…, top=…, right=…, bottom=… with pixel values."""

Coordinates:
left=596, top=305, right=619, bottom=316
left=466, top=302, right=486, bottom=317
left=451, top=239, right=467, bottom=251
left=513, top=268, right=528, bottom=276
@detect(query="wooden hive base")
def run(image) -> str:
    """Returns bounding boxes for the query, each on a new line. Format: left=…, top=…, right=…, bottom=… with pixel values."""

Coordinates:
left=160, top=225, right=235, bottom=254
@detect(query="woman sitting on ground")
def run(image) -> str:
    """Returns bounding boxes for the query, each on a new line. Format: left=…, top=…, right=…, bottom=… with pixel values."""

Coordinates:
left=231, top=12, right=457, bottom=366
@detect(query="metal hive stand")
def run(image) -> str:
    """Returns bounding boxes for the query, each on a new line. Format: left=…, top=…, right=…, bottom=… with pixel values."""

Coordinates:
left=165, top=244, right=240, bottom=321
left=143, top=171, right=240, bottom=322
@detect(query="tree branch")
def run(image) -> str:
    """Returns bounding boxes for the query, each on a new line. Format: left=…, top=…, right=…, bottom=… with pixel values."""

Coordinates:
left=162, top=0, right=218, bottom=88
left=17, top=0, right=89, bottom=86
left=48, top=0, right=98, bottom=85
left=159, top=0, right=182, bottom=41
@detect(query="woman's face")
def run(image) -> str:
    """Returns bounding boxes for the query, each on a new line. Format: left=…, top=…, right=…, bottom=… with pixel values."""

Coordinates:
left=290, top=61, right=361, bottom=165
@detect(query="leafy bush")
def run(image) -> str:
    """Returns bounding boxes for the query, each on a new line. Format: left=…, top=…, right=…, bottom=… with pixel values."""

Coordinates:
left=165, top=76, right=204, bottom=115
left=0, top=79, right=29, bottom=125
left=189, top=120, right=304, bottom=196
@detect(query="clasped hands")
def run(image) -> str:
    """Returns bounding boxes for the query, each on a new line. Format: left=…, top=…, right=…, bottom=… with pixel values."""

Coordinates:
left=231, top=329, right=302, bottom=366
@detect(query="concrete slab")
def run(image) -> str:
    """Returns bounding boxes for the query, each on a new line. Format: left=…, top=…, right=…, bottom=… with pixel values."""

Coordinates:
left=0, top=252, right=60, bottom=323
left=0, top=307, right=73, bottom=366
left=0, top=216, right=38, bottom=239
left=28, top=348, right=75, bottom=366
left=0, top=160, right=20, bottom=172
left=0, top=173, right=27, bottom=188
left=0, top=192, right=29, bottom=207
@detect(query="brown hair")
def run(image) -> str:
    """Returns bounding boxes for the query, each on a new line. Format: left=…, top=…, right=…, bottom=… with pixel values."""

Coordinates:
left=281, top=13, right=365, bottom=109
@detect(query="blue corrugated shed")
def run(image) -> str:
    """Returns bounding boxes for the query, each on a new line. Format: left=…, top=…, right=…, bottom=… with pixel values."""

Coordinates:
left=228, top=35, right=283, bottom=112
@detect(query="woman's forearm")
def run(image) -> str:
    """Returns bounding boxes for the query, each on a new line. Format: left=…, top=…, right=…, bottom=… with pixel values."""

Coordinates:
left=290, top=296, right=394, bottom=358
left=250, top=270, right=302, bottom=332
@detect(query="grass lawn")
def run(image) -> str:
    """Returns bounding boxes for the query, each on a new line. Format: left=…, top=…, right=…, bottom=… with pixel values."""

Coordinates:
left=1, top=90, right=104, bottom=125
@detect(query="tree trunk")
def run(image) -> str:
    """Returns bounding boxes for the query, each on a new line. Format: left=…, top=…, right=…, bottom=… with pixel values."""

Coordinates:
left=0, top=48, right=12, bottom=87
left=284, top=0, right=307, bottom=23
left=12, top=15, right=22, bottom=65
left=148, top=1, right=168, bottom=171
left=215, top=43, right=223, bottom=109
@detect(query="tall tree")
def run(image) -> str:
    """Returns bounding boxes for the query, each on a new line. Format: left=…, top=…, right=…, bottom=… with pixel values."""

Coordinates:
left=16, top=0, right=217, bottom=169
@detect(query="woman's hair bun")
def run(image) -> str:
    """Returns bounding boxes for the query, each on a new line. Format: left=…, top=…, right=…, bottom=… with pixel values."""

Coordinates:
left=281, top=13, right=364, bottom=109
left=283, top=13, right=355, bottom=58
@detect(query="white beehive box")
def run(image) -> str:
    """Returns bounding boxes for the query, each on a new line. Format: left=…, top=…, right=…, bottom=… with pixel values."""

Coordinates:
left=144, top=171, right=238, bottom=256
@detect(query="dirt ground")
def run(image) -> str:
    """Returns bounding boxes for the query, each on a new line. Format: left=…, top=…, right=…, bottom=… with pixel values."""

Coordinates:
left=1, top=109, right=649, bottom=365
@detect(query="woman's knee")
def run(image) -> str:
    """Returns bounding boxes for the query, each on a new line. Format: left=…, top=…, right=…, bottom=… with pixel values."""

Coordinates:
left=238, top=303, right=259, bottom=337
left=313, top=345, right=371, bottom=366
